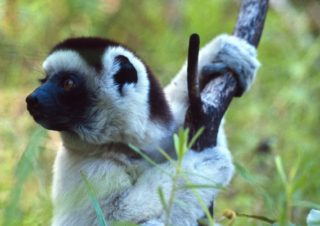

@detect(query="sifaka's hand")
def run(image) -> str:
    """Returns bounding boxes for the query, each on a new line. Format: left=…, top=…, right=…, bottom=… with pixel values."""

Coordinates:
left=198, top=34, right=260, bottom=97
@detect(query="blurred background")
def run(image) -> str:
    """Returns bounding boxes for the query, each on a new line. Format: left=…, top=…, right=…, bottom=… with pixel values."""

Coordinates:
left=0, top=0, right=319, bottom=225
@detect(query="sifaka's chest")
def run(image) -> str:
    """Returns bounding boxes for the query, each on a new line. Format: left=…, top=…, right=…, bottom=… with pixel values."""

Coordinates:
left=51, top=147, right=145, bottom=214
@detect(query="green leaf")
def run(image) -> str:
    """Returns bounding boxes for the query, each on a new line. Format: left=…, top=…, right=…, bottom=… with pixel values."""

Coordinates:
left=129, top=144, right=172, bottom=176
left=129, top=144, right=159, bottom=166
left=157, top=147, right=174, bottom=162
left=176, top=128, right=189, bottom=159
left=275, top=155, right=288, bottom=186
left=181, top=183, right=224, bottom=190
left=173, top=133, right=180, bottom=158
left=110, top=221, right=139, bottom=226
left=234, top=162, right=257, bottom=184
left=157, top=187, right=168, bottom=213
left=187, top=127, right=204, bottom=149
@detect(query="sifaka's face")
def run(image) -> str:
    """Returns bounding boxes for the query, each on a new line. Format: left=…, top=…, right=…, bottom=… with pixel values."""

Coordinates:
left=26, top=68, right=93, bottom=131
left=25, top=37, right=158, bottom=145
left=25, top=38, right=120, bottom=132
left=27, top=38, right=130, bottom=131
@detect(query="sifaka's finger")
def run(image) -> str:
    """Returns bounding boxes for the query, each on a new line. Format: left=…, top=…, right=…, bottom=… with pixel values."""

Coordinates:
left=200, top=62, right=230, bottom=90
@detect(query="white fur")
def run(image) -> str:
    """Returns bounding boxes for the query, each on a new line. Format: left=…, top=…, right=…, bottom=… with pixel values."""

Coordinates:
left=43, top=50, right=97, bottom=80
left=52, top=143, right=233, bottom=226
left=48, top=34, right=260, bottom=226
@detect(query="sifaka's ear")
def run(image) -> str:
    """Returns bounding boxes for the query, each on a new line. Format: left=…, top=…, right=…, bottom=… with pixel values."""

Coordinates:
left=113, top=55, right=138, bottom=95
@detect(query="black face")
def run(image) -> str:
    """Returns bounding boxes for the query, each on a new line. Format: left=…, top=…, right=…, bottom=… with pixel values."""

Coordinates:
left=26, top=71, right=92, bottom=131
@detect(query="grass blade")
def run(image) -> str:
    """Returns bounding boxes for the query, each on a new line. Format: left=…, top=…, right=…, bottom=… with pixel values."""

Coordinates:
left=129, top=144, right=173, bottom=176
left=80, top=171, right=108, bottom=226
left=3, top=127, right=47, bottom=226
left=157, top=187, right=168, bottom=213
left=187, top=127, right=204, bottom=149
left=157, top=147, right=174, bottom=162
left=275, top=155, right=287, bottom=186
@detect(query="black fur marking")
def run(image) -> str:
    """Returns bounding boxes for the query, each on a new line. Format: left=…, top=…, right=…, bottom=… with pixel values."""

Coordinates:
left=51, top=37, right=121, bottom=72
left=113, top=55, right=138, bottom=95
left=146, top=67, right=173, bottom=124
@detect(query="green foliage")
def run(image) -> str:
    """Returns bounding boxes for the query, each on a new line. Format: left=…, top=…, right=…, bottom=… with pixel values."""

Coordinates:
left=1, top=0, right=320, bottom=225
left=2, top=127, right=48, bottom=226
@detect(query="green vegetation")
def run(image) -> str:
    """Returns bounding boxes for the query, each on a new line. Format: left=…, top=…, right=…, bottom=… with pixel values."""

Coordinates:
left=0, top=0, right=319, bottom=225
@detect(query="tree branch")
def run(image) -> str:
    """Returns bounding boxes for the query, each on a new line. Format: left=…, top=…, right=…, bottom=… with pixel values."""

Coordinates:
left=234, top=0, right=269, bottom=48
left=186, top=0, right=269, bottom=150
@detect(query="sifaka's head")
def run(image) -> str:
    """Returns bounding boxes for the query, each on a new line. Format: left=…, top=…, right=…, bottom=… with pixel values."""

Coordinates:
left=26, top=37, right=173, bottom=147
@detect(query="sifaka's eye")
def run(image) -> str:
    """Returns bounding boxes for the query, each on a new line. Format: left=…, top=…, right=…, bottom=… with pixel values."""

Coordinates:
left=39, top=76, right=48, bottom=84
left=62, top=78, right=75, bottom=91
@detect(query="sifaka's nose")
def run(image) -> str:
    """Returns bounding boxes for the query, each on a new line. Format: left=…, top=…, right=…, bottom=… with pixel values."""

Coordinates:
left=26, top=94, right=39, bottom=109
